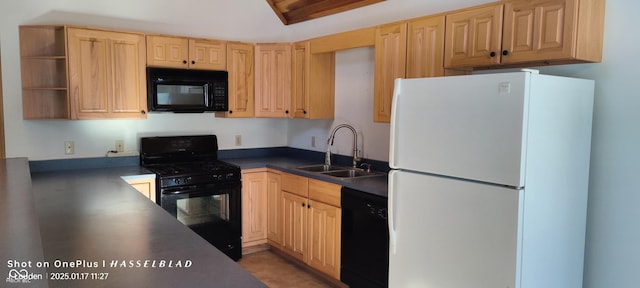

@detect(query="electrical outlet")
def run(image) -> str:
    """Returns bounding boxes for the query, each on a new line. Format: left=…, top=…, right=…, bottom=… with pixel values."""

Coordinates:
left=115, top=140, right=124, bottom=152
left=235, top=135, right=242, bottom=146
left=311, top=136, right=316, bottom=148
left=64, top=141, right=75, bottom=155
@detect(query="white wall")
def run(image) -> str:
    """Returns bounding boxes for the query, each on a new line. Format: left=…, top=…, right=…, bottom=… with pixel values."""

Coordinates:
left=3, top=0, right=638, bottom=287
left=548, top=2, right=640, bottom=287
left=288, top=47, right=391, bottom=161
left=0, top=0, right=294, bottom=160
left=0, top=0, right=491, bottom=161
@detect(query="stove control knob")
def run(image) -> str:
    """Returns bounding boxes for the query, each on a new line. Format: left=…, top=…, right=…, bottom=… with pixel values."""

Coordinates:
left=185, top=177, right=192, bottom=184
left=173, top=178, right=181, bottom=185
left=226, top=173, right=235, bottom=180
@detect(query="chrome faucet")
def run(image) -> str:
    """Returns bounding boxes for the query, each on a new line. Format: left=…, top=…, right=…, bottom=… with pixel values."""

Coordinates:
left=325, top=124, right=360, bottom=168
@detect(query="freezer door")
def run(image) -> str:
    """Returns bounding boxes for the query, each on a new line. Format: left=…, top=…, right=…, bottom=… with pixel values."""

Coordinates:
left=388, top=170, right=522, bottom=288
left=389, top=72, right=529, bottom=187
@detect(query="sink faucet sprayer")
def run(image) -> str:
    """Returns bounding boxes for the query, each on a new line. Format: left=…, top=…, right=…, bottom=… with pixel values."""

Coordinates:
left=325, top=124, right=360, bottom=168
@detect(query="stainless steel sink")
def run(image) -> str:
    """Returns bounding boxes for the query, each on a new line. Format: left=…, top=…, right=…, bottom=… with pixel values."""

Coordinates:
left=296, top=164, right=385, bottom=179
left=320, top=169, right=385, bottom=179
left=296, top=164, right=351, bottom=172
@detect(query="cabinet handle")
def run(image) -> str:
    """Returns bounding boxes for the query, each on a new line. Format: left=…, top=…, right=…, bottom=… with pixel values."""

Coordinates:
left=191, top=60, right=195, bottom=65
left=285, top=110, right=289, bottom=114
left=307, top=204, right=311, bottom=209
left=490, top=51, right=496, bottom=57
left=301, top=203, right=305, bottom=207
left=182, top=60, right=187, bottom=64
left=303, top=110, right=307, bottom=114
left=229, top=110, right=233, bottom=114
left=141, top=110, right=146, bottom=115
left=502, top=50, right=509, bottom=56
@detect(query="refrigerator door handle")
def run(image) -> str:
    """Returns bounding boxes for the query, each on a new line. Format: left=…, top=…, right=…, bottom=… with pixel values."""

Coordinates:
left=388, top=78, right=403, bottom=169
left=388, top=170, right=397, bottom=254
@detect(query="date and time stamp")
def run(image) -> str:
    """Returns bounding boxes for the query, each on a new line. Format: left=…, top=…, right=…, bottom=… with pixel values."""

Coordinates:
left=5, top=259, right=192, bottom=284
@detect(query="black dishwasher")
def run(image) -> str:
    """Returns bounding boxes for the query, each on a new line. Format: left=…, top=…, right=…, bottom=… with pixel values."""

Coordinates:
left=341, top=187, right=389, bottom=288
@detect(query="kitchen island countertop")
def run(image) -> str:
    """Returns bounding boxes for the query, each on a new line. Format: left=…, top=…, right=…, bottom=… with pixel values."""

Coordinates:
left=1, top=158, right=266, bottom=288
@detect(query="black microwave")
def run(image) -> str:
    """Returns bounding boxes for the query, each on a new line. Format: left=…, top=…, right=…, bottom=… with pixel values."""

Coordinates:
left=147, top=67, right=228, bottom=112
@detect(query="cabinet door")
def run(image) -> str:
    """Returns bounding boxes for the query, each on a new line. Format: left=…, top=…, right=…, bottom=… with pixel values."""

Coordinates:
left=407, top=15, right=445, bottom=78
left=241, top=172, right=268, bottom=246
left=282, top=191, right=307, bottom=262
left=224, top=42, right=255, bottom=118
left=255, top=44, right=292, bottom=118
left=146, top=35, right=189, bottom=68
left=291, top=42, right=309, bottom=118
left=502, top=0, right=576, bottom=64
left=307, top=200, right=341, bottom=279
left=68, top=28, right=109, bottom=118
left=292, top=41, right=335, bottom=120
left=444, top=4, right=504, bottom=68
left=67, top=28, right=146, bottom=119
left=266, top=171, right=282, bottom=245
left=189, top=38, right=227, bottom=70
left=374, top=22, right=407, bottom=123
left=110, top=32, right=147, bottom=118
left=125, top=177, right=156, bottom=203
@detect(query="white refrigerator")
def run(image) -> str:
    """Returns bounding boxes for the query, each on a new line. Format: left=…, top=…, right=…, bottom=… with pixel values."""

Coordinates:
left=388, top=71, right=594, bottom=288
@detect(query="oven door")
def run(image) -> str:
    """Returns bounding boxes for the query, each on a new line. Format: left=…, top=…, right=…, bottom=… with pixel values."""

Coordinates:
left=160, top=183, right=241, bottom=260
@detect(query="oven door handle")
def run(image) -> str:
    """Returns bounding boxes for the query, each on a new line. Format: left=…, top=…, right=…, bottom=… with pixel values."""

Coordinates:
left=161, top=185, right=202, bottom=195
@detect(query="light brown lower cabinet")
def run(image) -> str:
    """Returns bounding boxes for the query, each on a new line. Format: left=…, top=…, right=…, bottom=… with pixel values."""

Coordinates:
left=124, top=176, right=156, bottom=203
left=306, top=198, right=341, bottom=278
left=242, top=169, right=342, bottom=279
left=241, top=169, right=269, bottom=248
left=274, top=172, right=342, bottom=279
left=266, top=170, right=282, bottom=246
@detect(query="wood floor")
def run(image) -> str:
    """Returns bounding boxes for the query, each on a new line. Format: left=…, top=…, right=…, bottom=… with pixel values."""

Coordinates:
left=238, top=250, right=336, bottom=288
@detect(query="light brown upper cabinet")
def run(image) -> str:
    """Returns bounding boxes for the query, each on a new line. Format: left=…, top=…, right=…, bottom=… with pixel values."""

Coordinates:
left=444, top=4, right=504, bottom=68
left=445, top=0, right=605, bottom=69
left=20, top=25, right=147, bottom=120
left=67, top=28, right=147, bottom=119
left=374, top=15, right=445, bottom=123
left=147, top=35, right=227, bottom=70
left=219, top=42, right=255, bottom=118
left=20, top=26, right=70, bottom=119
left=374, top=22, right=407, bottom=123
left=254, top=43, right=292, bottom=118
left=291, top=41, right=335, bottom=119
left=406, top=16, right=446, bottom=78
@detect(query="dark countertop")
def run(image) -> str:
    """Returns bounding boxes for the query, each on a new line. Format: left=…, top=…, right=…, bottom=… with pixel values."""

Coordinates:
left=1, top=158, right=266, bottom=288
left=4, top=151, right=387, bottom=287
left=1, top=158, right=47, bottom=288
left=224, top=156, right=389, bottom=198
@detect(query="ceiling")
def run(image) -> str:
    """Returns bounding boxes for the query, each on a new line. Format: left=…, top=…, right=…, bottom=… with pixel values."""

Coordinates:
left=266, top=0, right=386, bottom=25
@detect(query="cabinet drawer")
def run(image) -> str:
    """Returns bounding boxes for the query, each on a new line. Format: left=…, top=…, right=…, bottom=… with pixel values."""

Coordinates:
left=309, top=179, right=341, bottom=207
left=281, top=173, right=308, bottom=198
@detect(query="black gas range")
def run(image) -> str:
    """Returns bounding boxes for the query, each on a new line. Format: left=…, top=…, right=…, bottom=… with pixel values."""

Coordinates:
left=140, top=135, right=242, bottom=261
left=145, top=161, right=241, bottom=191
